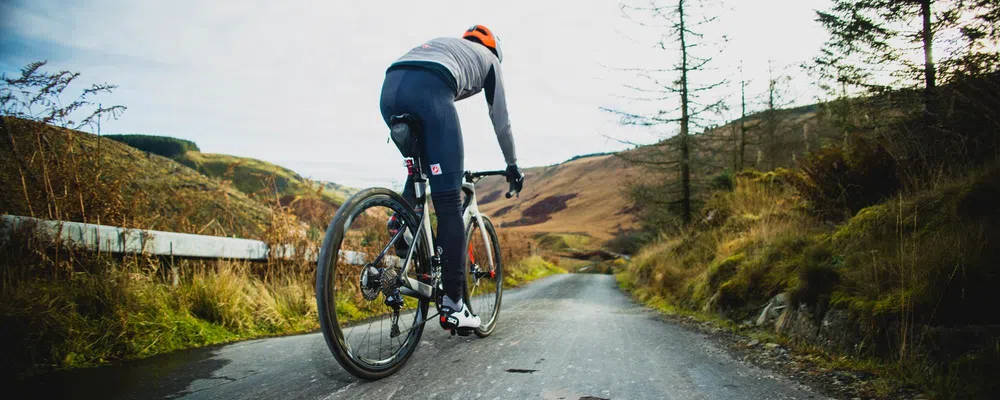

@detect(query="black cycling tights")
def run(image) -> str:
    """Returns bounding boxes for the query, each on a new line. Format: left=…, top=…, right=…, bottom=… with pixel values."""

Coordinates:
left=380, top=67, right=467, bottom=302
left=430, top=189, right=464, bottom=301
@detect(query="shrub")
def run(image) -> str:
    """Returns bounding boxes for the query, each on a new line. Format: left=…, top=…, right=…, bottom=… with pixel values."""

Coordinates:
left=604, top=229, right=655, bottom=255
left=536, top=233, right=591, bottom=251
left=710, top=169, right=735, bottom=191
left=105, top=134, right=199, bottom=158
left=794, top=134, right=900, bottom=219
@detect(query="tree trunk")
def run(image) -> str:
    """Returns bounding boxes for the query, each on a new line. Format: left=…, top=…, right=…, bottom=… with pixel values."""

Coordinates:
left=739, top=73, right=747, bottom=171
left=766, top=64, right=777, bottom=170
left=678, top=0, right=692, bottom=224
left=920, top=0, right=937, bottom=121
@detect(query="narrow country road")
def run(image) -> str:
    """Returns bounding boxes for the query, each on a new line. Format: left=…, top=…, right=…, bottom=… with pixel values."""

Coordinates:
left=21, top=274, right=826, bottom=399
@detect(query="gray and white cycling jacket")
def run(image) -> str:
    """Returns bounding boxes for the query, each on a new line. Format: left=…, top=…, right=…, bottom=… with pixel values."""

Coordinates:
left=388, top=37, right=516, bottom=166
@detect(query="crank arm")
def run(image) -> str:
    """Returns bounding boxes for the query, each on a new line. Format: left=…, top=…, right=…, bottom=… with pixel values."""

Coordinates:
left=392, top=311, right=440, bottom=337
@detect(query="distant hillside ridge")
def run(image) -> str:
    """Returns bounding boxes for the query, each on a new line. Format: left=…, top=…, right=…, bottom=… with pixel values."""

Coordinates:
left=176, top=151, right=358, bottom=206
left=103, top=134, right=358, bottom=206
left=474, top=101, right=828, bottom=245
left=104, top=134, right=199, bottom=158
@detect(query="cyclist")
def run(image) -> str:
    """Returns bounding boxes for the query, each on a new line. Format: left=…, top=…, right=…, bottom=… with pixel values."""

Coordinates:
left=380, top=25, right=524, bottom=331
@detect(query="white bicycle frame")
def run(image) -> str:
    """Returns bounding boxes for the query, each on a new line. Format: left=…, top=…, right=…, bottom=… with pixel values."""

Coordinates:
left=397, top=172, right=495, bottom=302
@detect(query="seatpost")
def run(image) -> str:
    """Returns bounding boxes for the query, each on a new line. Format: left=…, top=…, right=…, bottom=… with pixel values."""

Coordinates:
left=405, top=157, right=428, bottom=201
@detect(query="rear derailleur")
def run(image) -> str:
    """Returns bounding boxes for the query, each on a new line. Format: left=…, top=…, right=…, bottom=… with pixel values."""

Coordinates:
left=360, top=263, right=405, bottom=338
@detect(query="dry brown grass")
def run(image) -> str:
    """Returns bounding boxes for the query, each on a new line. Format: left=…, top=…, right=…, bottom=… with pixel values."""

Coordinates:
left=623, top=173, right=823, bottom=306
left=1, top=117, right=271, bottom=238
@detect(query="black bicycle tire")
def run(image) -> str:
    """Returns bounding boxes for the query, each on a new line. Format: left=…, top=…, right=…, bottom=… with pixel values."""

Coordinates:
left=315, top=187, right=429, bottom=380
left=464, top=215, right=503, bottom=338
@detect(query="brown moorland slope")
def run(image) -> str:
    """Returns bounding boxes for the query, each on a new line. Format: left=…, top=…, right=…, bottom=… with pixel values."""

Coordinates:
left=475, top=154, right=641, bottom=242
left=473, top=106, right=824, bottom=245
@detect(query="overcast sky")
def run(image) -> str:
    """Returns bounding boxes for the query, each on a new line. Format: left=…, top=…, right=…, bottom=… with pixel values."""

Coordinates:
left=1, top=0, right=830, bottom=188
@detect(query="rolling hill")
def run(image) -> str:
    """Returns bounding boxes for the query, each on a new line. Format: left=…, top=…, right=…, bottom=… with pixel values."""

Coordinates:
left=3, top=119, right=364, bottom=239
left=473, top=105, right=825, bottom=245
left=1, top=117, right=271, bottom=238
left=105, top=134, right=359, bottom=208
left=176, top=152, right=358, bottom=205
left=475, top=153, right=641, bottom=242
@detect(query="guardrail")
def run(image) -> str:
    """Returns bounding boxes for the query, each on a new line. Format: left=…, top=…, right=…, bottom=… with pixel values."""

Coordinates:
left=1, top=215, right=279, bottom=259
left=0, top=215, right=406, bottom=267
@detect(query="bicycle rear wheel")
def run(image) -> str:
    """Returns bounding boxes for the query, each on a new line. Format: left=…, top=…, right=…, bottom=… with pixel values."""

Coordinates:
left=316, top=188, right=430, bottom=380
left=464, top=216, right=503, bottom=337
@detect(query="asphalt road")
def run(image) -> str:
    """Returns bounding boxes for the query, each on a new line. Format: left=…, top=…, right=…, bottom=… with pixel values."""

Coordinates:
left=21, top=274, right=827, bottom=400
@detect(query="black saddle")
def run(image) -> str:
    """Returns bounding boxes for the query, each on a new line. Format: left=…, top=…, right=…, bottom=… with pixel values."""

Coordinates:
left=389, top=114, right=421, bottom=158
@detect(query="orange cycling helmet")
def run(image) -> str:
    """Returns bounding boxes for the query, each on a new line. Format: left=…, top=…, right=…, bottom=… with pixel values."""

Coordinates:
left=462, top=25, right=503, bottom=63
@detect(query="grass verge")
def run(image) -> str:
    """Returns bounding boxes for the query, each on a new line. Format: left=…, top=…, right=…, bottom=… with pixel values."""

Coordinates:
left=503, top=256, right=568, bottom=288
left=2, top=227, right=550, bottom=379
left=618, top=166, right=1000, bottom=399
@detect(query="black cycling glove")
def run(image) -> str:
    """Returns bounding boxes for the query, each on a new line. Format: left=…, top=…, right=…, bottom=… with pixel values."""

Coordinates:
left=506, top=164, right=524, bottom=194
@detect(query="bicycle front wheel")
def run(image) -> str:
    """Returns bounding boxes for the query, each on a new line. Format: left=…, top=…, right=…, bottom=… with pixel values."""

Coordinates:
left=464, top=215, right=503, bottom=337
left=315, top=188, right=430, bottom=380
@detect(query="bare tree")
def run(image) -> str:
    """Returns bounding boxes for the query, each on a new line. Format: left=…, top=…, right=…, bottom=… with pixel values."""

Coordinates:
left=1, top=61, right=125, bottom=131
left=737, top=62, right=748, bottom=171
left=604, top=0, right=728, bottom=226
left=756, top=62, right=793, bottom=170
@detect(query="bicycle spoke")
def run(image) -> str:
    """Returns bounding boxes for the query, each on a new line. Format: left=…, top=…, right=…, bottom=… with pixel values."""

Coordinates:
left=320, top=195, right=430, bottom=371
left=465, top=218, right=501, bottom=333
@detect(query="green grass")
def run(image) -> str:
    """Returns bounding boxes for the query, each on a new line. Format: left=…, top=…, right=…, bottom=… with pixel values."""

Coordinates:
left=0, top=257, right=317, bottom=377
left=534, top=232, right=593, bottom=251
left=619, top=166, right=1000, bottom=399
left=1, top=224, right=550, bottom=379
left=503, top=256, right=567, bottom=288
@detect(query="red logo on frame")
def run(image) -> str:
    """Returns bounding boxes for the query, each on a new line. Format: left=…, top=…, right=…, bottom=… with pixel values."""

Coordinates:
left=430, top=164, right=442, bottom=175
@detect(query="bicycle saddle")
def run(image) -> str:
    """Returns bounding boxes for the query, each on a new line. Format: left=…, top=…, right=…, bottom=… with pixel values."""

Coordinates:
left=389, top=113, right=421, bottom=158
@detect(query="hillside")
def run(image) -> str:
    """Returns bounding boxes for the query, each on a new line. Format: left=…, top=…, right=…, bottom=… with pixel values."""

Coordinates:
left=320, top=180, right=359, bottom=203
left=176, top=152, right=357, bottom=205
left=104, top=134, right=359, bottom=207
left=1, top=117, right=271, bottom=238
left=473, top=106, right=823, bottom=245
left=476, top=154, right=641, bottom=242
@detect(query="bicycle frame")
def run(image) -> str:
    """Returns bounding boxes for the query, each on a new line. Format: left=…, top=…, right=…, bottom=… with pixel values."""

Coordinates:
left=396, top=167, right=495, bottom=303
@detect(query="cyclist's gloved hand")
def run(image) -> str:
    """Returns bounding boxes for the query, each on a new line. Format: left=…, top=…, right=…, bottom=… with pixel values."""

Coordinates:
left=505, top=164, right=524, bottom=194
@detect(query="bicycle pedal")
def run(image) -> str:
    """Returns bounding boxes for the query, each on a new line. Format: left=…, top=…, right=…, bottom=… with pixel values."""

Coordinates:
left=456, top=327, right=474, bottom=337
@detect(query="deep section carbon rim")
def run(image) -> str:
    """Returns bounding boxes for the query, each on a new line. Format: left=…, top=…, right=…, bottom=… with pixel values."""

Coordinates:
left=317, top=190, right=430, bottom=377
left=464, top=216, right=502, bottom=335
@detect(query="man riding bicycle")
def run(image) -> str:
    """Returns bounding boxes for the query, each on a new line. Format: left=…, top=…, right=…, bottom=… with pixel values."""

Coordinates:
left=379, top=25, right=525, bottom=331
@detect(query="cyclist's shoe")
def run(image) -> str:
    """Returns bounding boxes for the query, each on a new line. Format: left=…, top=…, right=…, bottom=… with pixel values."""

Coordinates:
left=439, top=303, right=480, bottom=331
left=386, top=213, right=409, bottom=258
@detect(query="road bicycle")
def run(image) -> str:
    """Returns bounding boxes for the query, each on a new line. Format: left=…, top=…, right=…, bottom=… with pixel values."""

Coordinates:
left=316, top=113, right=520, bottom=380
